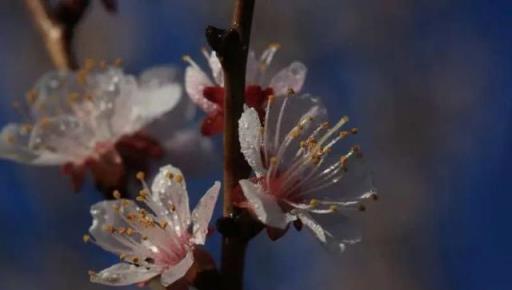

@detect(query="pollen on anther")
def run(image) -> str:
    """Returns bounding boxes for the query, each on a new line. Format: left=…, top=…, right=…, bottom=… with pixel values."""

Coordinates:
left=83, top=234, right=91, bottom=243
left=351, top=128, right=359, bottom=134
left=174, top=174, right=184, bottom=184
left=309, top=199, right=319, bottom=208
left=136, top=171, right=145, bottom=181
left=112, top=190, right=121, bottom=199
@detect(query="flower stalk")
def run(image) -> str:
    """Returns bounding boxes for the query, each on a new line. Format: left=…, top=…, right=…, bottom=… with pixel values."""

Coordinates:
left=206, top=0, right=256, bottom=290
left=24, top=0, right=89, bottom=70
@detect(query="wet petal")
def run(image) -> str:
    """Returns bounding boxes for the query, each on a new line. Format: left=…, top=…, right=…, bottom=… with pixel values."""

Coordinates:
left=207, top=51, right=224, bottom=86
left=151, top=165, right=191, bottom=228
left=239, top=179, right=295, bottom=229
left=89, top=200, right=138, bottom=255
left=238, top=107, right=265, bottom=176
left=90, top=263, right=160, bottom=286
left=184, top=64, right=217, bottom=113
left=191, top=181, right=221, bottom=244
left=160, top=252, right=194, bottom=287
left=296, top=211, right=361, bottom=253
left=269, top=62, right=307, bottom=96
left=28, top=115, right=94, bottom=161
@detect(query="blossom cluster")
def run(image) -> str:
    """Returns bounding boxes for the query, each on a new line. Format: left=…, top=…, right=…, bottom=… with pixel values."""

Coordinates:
left=0, top=48, right=376, bottom=289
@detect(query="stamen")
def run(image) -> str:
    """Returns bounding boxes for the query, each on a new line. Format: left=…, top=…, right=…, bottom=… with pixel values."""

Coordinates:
left=112, top=190, right=121, bottom=199
left=82, top=234, right=91, bottom=243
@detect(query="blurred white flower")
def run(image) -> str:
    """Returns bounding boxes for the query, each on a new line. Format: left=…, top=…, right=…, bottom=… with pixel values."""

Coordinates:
left=86, top=164, right=220, bottom=288
left=237, top=94, right=377, bottom=251
left=0, top=62, right=182, bottom=192
left=183, top=44, right=307, bottom=136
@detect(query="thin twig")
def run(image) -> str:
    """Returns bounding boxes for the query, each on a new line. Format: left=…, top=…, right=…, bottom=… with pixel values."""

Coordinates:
left=206, top=1, right=256, bottom=290
left=24, top=0, right=89, bottom=70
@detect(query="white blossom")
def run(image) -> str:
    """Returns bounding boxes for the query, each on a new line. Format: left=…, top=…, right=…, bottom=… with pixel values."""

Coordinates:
left=86, top=164, right=220, bottom=287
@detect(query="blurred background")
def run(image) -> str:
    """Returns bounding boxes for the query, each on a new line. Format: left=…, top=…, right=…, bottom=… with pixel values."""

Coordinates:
left=0, top=0, right=511, bottom=290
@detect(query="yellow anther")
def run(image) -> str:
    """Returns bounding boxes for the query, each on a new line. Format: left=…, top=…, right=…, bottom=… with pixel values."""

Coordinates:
left=83, top=58, right=96, bottom=70
left=270, top=157, right=278, bottom=166
left=269, top=42, right=281, bottom=50
left=120, top=253, right=127, bottom=260
left=142, top=236, right=148, bottom=241
left=287, top=88, right=296, bottom=96
left=112, top=190, right=121, bottom=199
left=340, top=115, right=350, bottom=123
left=339, top=131, right=350, bottom=138
left=126, top=228, right=134, bottom=235
left=159, top=220, right=168, bottom=229
left=182, top=55, right=192, bottom=62
left=174, top=175, right=184, bottom=184
left=290, top=127, right=301, bottom=138
left=136, top=195, right=145, bottom=202
left=67, top=92, right=80, bottom=103
left=82, top=234, right=91, bottom=243
left=132, top=257, right=139, bottom=264
left=20, top=124, right=33, bottom=134
left=84, top=94, right=94, bottom=102
left=329, top=205, right=338, bottom=212
left=25, top=90, right=38, bottom=104
left=340, top=156, right=349, bottom=171
left=166, top=172, right=174, bottom=180
left=309, top=199, right=319, bottom=208
left=351, top=128, right=359, bottom=134
left=136, top=171, right=145, bottom=181
left=3, top=134, right=14, bottom=145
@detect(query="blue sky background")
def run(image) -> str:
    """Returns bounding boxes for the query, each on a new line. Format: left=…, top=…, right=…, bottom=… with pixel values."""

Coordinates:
left=0, top=1, right=511, bottom=290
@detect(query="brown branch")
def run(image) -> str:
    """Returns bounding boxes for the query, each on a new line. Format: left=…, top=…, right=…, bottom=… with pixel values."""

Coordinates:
left=24, top=0, right=89, bottom=70
left=206, top=1, right=256, bottom=290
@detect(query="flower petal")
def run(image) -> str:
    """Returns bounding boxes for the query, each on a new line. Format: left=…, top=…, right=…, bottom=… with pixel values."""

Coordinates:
left=184, top=63, right=217, bottom=113
left=206, top=51, right=224, bottom=86
left=90, top=263, right=160, bottom=286
left=191, top=181, right=221, bottom=244
left=269, top=62, right=307, bottom=96
left=239, top=179, right=295, bottom=229
left=28, top=115, right=94, bottom=162
left=160, top=251, right=194, bottom=287
left=296, top=211, right=361, bottom=253
left=89, top=200, right=138, bottom=255
left=151, top=165, right=191, bottom=228
left=238, top=107, right=265, bottom=177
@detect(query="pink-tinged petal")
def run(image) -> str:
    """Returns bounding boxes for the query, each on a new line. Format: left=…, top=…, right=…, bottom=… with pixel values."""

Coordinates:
left=184, top=62, right=217, bottom=113
left=151, top=165, right=191, bottom=227
left=200, top=110, right=224, bottom=136
left=269, top=62, right=307, bottom=96
left=191, top=181, right=221, bottom=245
left=90, top=263, right=160, bottom=286
left=238, top=108, right=265, bottom=177
left=206, top=51, right=224, bottom=86
left=160, top=252, right=194, bottom=287
left=239, top=179, right=295, bottom=229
